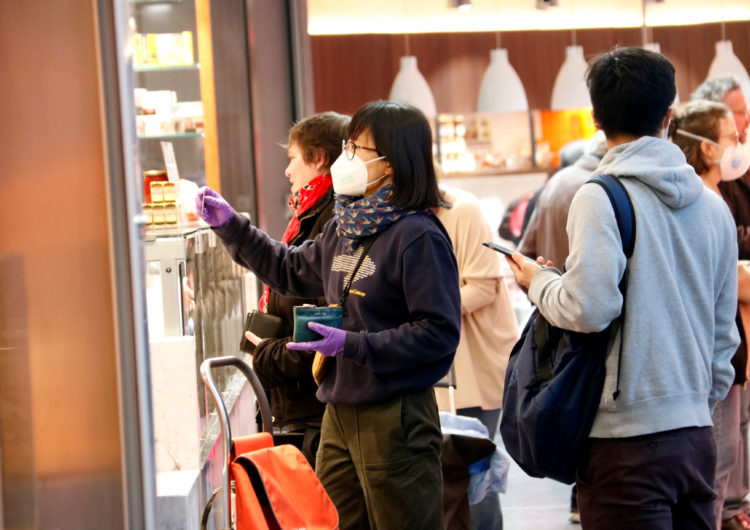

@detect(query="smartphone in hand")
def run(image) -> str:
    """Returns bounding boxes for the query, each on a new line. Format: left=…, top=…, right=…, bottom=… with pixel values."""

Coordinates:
left=482, top=241, right=538, bottom=264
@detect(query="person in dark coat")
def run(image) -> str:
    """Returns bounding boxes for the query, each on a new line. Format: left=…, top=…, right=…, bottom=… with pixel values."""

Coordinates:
left=244, top=111, right=349, bottom=467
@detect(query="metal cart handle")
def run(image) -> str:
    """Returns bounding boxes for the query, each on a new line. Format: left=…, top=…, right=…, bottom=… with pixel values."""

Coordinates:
left=200, top=355, right=273, bottom=454
left=199, top=355, right=273, bottom=530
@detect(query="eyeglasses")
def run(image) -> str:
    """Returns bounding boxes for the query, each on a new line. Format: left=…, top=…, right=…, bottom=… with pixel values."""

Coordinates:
left=676, top=128, right=739, bottom=147
left=720, top=131, right=740, bottom=145
left=342, top=139, right=378, bottom=161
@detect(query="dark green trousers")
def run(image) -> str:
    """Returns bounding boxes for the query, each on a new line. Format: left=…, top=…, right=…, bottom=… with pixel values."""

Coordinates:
left=316, top=388, right=444, bottom=529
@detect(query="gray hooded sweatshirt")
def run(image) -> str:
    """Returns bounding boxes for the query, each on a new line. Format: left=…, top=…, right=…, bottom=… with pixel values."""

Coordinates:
left=528, top=136, right=739, bottom=438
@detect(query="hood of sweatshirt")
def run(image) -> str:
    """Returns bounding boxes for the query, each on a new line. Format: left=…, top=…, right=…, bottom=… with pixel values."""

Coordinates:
left=594, top=136, right=704, bottom=210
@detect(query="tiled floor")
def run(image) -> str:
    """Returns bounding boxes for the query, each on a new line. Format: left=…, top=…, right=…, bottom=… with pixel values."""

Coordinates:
left=493, top=309, right=580, bottom=529
left=500, top=455, right=580, bottom=530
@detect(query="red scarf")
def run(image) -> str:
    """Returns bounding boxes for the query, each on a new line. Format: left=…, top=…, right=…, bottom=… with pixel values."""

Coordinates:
left=259, top=174, right=332, bottom=312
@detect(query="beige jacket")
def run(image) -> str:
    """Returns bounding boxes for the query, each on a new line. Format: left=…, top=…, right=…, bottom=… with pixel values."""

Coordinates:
left=434, top=186, right=518, bottom=411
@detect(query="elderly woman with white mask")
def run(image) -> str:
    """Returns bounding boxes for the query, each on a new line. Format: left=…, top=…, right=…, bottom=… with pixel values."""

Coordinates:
left=670, top=99, right=750, bottom=529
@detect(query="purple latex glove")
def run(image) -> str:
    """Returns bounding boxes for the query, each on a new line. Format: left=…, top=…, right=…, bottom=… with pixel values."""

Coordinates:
left=286, top=322, right=346, bottom=357
left=195, top=186, right=235, bottom=228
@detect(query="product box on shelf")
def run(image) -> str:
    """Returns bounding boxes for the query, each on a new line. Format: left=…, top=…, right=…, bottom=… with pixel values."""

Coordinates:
left=133, top=31, right=194, bottom=67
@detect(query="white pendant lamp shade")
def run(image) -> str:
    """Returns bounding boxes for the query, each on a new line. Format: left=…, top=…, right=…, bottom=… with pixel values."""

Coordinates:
left=550, top=45, right=591, bottom=110
left=388, top=56, right=437, bottom=119
left=477, top=49, right=529, bottom=113
left=707, top=40, right=750, bottom=100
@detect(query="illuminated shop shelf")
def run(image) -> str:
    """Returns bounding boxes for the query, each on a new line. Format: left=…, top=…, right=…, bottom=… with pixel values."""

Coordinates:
left=138, top=131, right=203, bottom=140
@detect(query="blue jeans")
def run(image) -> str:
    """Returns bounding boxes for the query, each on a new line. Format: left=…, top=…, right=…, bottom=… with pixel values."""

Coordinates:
left=457, top=406, right=503, bottom=530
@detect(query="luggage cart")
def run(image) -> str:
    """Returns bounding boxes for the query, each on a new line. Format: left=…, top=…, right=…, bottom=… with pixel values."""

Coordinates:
left=200, top=355, right=338, bottom=530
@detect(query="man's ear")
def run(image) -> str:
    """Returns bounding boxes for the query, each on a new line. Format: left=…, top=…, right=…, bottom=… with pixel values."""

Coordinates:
left=313, top=150, right=327, bottom=172
left=591, top=110, right=601, bottom=130
left=662, top=108, right=674, bottom=132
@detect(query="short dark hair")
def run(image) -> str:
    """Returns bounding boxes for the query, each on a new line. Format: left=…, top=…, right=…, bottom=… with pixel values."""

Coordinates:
left=691, top=75, right=741, bottom=103
left=587, top=47, right=676, bottom=138
left=669, top=100, right=730, bottom=176
left=285, top=111, right=350, bottom=172
left=348, top=101, right=442, bottom=210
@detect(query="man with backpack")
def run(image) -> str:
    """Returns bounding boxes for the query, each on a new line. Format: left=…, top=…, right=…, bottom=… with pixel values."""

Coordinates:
left=506, top=46, right=739, bottom=528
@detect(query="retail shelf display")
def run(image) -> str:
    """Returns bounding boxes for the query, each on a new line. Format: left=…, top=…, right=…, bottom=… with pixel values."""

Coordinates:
left=436, top=107, right=595, bottom=177
left=130, top=0, right=218, bottom=190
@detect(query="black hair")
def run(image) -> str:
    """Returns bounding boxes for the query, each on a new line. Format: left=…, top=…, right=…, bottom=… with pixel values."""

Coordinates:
left=587, top=47, right=676, bottom=138
left=348, top=101, right=442, bottom=210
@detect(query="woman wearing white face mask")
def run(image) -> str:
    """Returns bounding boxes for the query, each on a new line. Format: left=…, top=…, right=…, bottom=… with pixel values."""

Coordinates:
left=196, top=101, right=461, bottom=530
left=671, top=100, right=750, bottom=529
left=672, top=105, right=750, bottom=190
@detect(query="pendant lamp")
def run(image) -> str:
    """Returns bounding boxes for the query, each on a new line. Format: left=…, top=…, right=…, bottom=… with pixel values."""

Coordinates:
left=707, top=40, right=750, bottom=100
left=640, top=2, right=678, bottom=104
left=550, top=45, right=591, bottom=110
left=451, top=0, right=473, bottom=12
left=477, top=49, right=528, bottom=113
left=388, top=55, right=437, bottom=119
left=640, top=1, right=658, bottom=54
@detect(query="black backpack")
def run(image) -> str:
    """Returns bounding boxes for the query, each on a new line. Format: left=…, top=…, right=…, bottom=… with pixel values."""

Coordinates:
left=499, top=174, right=635, bottom=484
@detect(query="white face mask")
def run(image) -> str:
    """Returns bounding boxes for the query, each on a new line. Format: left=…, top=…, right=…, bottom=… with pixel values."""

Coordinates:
left=330, top=151, right=387, bottom=196
left=675, top=128, right=750, bottom=181
left=718, top=143, right=750, bottom=181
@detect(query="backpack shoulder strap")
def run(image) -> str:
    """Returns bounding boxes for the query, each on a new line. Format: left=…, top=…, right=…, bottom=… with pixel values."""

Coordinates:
left=586, top=174, right=636, bottom=259
left=586, top=175, right=634, bottom=401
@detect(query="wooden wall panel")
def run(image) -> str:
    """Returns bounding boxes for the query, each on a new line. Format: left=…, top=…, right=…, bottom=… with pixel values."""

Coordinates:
left=311, top=21, right=750, bottom=115
left=312, top=34, right=397, bottom=115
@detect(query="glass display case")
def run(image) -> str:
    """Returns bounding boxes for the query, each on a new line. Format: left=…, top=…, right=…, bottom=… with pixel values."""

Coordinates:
left=127, top=2, right=272, bottom=526
left=144, top=223, right=254, bottom=428
left=144, top=222, right=258, bottom=528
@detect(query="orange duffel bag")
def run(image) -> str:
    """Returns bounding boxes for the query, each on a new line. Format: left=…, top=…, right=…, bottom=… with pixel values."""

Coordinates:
left=201, top=356, right=339, bottom=530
